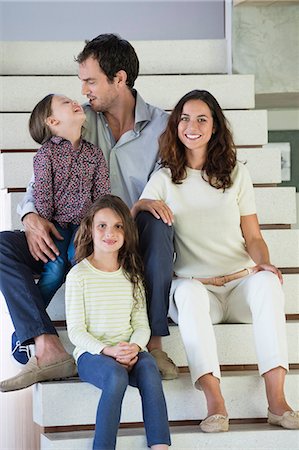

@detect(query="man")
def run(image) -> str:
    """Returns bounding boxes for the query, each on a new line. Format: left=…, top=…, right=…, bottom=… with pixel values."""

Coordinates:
left=0, top=34, right=177, bottom=392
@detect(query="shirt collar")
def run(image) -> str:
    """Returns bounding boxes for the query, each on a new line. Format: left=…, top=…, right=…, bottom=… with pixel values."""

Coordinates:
left=134, top=90, right=151, bottom=126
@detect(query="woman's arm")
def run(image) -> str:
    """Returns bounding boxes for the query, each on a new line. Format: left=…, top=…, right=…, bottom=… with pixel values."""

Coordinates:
left=241, top=214, right=283, bottom=283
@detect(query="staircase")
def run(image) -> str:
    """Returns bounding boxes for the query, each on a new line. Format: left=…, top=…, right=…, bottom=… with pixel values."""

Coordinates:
left=0, top=39, right=298, bottom=450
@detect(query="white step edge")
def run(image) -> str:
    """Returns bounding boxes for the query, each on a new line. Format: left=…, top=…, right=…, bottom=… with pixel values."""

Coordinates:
left=262, top=229, right=299, bottom=267
left=41, top=424, right=299, bottom=450
left=0, top=75, right=255, bottom=111
left=46, top=273, right=299, bottom=322
left=237, top=147, right=281, bottom=184
left=0, top=145, right=280, bottom=190
left=0, top=40, right=228, bottom=75
left=33, top=371, right=299, bottom=427
left=0, top=110, right=268, bottom=150
left=57, top=322, right=299, bottom=368
left=255, top=187, right=297, bottom=224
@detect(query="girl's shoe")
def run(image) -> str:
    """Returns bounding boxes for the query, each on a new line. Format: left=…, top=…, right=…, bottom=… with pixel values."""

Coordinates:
left=268, top=409, right=299, bottom=429
left=200, top=414, right=229, bottom=432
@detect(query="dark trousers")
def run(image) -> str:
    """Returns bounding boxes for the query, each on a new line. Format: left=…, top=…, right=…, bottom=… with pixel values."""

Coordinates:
left=136, top=212, right=174, bottom=337
left=0, top=213, right=174, bottom=345
left=0, top=230, right=56, bottom=345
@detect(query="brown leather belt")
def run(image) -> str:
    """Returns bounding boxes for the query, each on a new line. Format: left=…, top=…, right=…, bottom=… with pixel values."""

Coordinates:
left=175, top=267, right=255, bottom=287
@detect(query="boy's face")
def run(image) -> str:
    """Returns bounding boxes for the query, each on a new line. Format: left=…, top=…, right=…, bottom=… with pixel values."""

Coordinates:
left=50, top=95, right=86, bottom=127
left=78, top=57, right=119, bottom=113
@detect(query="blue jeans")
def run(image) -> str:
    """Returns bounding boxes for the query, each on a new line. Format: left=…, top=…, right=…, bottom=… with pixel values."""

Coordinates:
left=136, top=212, right=174, bottom=337
left=77, top=351, right=171, bottom=450
left=37, top=222, right=78, bottom=306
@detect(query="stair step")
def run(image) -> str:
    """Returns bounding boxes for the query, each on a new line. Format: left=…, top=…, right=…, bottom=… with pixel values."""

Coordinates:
left=0, top=110, right=268, bottom=150
left=56, top=322, right=299, bottom=367
left=40, top=424, right=299, bottom=450
left=0, top=40, right=228, bottom=75
left=33, top=371, right=299, bottom=427
left=46, top=272, right=299, bottom=323
left=262, top=229, right=299, bottom=267
left=0, top=75, right=255, bottom=112
left=0, top=145, right=282, bottom=190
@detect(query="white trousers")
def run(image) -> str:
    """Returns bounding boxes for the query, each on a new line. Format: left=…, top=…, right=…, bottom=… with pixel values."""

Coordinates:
left=169, top=271, right=288, bottom=386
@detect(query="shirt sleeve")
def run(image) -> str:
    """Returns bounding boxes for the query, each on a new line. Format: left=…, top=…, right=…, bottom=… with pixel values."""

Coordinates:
left=236, top=162, right=256, bottom=216
left=139, top=169, right=168, bottom=202
left=92, top=146, right=111, bottom=201
left=33, top=148, right=54, bottom=221
left=129, top=286, right=151, bottom=350
left=65, top=269, right=106, bottom=355
left=17, top=174, right=38, bottom=219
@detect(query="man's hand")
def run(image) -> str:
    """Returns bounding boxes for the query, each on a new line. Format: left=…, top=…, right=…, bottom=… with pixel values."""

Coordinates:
left=131, top=199, right=174, bottom=226
left=23, top=213, right=63, bottom=263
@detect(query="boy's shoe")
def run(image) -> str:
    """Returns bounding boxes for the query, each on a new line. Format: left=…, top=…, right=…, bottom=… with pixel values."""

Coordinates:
left=11, top=332, right=31, bottom=365
left=150, top=349, right=179, bottom=380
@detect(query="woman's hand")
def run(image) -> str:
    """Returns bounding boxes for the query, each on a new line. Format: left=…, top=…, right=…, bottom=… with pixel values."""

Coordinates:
left=252, top=263, right=283, bottom=284
left=131, top=199, right=174, bottom=226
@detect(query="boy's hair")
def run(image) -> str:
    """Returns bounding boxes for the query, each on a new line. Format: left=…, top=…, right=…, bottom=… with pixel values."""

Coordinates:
left=74, top=195, right=145, bottom=305
left=76, top=33, right=139, bottom=89
left=29, top=94, right=54, bottom=145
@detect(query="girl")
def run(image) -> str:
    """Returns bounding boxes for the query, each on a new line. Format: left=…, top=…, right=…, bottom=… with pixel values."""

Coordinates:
left=65, top=195, right=170, bottom=450
left=134, top=90, right=299, bottom=432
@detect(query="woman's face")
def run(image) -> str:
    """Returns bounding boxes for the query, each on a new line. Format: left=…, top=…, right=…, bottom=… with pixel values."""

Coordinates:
left=177, top=99, right=214, bottom=154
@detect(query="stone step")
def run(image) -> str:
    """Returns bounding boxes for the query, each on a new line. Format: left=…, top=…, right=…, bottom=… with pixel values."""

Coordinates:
left=262, top=229, right=299, bottom=267
left=40, top=424, right=299, bottom=450
left=0, top=109, right=268, bottom=150
left=47, top=272, right=299, bottom=323
left=0, top=40, right=228, bottom=75
left=33, top=371, right=299, bottom=427
left=0, top=74, right=255, bottom=111
left=237, top=146, right=281, bottom=184
left=1, top=185, right=295, bottom=232
left=0, top=145, right=281, bottom=189
left=56, top=321, right=299, bottom=368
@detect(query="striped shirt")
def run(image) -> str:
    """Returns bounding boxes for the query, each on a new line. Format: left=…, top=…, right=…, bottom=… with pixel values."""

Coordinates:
left=65, top=259, right=150, bottom=362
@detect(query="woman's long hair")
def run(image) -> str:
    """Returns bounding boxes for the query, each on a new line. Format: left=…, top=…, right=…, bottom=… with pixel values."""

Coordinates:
left=159, top=90, right=236, bottom=190
left=74, top=195, right=145, bottom=306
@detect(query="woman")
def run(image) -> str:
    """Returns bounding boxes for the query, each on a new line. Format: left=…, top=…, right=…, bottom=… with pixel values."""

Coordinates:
left=133, top=90, right=298, bottom=432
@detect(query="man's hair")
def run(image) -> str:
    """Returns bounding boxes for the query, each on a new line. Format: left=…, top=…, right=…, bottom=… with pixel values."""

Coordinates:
left=29, top=94, right=54, bottom=145
left=76, top=33, right=139, bottom=89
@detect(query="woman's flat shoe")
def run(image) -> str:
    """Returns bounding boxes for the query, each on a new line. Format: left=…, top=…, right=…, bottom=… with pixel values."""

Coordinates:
left=200, top=414, right=229, bottom=432
left=268, top=409, right=299, bottom=429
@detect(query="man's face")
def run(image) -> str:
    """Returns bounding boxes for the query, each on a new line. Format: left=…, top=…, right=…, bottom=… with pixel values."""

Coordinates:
left=78, top=57, right=118, bottom=112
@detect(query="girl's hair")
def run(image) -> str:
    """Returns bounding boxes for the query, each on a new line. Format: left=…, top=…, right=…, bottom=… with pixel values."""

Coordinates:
left=159, top=89, right=236, bottom=190
left=75, top=195, right=145, bottom=306
left=29, top=94, right=54, bottom=145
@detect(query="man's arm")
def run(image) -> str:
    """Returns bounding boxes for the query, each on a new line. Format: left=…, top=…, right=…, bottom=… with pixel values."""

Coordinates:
left=17, top=175, right=63, bottom=263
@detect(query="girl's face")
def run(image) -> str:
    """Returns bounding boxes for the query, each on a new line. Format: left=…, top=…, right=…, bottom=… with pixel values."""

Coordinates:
left=177, top=99, right=214, bottom=154
left=49, top=95, right=86, bottom=126
left=91, top=207, right=125, bottom=256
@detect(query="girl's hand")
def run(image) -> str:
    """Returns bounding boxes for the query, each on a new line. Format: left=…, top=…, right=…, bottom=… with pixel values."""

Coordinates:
left=252, top=263, right=283, bottom=284
left=102, top=342, right=140, bottom=366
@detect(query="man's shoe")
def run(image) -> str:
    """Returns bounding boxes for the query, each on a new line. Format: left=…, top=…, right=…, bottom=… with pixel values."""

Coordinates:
left=11, top=332, right=31, bottom=365
left=268, top=409, right=299, bottom=429
left=150, top=349, right=179, bottom=380
left=200, top=414, right=229, bottom=433
left=0, top=355, right=77, bottom=392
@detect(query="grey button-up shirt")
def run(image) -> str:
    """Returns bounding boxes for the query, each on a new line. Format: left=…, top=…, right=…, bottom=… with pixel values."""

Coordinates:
left=18, top=91, right=169, bottom=217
